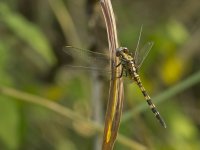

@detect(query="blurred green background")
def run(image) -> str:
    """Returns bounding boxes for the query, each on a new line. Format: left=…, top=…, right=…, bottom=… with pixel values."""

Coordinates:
left=0, top=0, right=200, bottom=150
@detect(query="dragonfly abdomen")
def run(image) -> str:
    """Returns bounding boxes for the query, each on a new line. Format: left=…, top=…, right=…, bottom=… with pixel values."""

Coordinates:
left=133, top=75, right=167, bottom=128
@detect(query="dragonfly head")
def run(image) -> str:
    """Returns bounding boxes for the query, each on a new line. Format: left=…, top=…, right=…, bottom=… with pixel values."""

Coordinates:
left=116, top=47, right=129, bottom=57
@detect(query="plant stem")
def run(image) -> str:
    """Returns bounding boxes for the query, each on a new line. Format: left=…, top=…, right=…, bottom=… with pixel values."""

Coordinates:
left=100, top=0, right=124, bottom=149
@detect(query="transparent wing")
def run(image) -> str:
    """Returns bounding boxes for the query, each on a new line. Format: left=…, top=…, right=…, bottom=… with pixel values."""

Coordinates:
left=63, top=64, right=110, bottom=73
left=134, top=42, right=154, bottom=68
left=63, top=46, right=114, bottom=77
left=64, top=46, right=110, bottom=67
left=63, top=46, right=129, bottom=79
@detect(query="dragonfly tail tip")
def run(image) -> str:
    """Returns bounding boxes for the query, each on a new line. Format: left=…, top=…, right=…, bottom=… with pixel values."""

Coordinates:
left=159, top=118, right=167, bottom=128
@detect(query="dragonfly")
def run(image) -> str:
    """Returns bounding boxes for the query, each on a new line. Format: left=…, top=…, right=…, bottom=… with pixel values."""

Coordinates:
left=115, top=26, right=166, bottom=128
left=64, top=27, right=166, bottom=128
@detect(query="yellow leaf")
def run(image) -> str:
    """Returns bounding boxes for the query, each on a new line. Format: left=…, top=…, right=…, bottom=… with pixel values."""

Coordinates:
left=160, top=56, right=184, bottom=85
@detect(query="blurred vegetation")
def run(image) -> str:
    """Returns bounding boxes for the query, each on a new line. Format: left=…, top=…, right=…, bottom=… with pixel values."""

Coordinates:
left=0, top=0, right=200, bottom=150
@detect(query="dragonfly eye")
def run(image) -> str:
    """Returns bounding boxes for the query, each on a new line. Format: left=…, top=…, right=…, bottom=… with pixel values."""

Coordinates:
left=116, top=51, right=120, bottom=57
left=116, top=47, right=123, bottom=57
left=123, top=47, right=129, bottom=53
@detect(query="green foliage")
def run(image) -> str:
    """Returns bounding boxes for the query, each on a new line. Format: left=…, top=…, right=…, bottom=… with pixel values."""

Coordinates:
left=0, top=42, right=20, bottom=150
left=166, top=19, right=189, bottom=45
left=0, top=2, right=56, bottom=69
left=0, top=98, right=20, bottom=150
left=0, top=42, right=12, bottom=86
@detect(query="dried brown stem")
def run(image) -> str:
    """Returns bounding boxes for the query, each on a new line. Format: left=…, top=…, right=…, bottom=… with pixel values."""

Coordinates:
left=100, top=1, right=148, bottom=149
left=100, top=0, right=124, bottom=149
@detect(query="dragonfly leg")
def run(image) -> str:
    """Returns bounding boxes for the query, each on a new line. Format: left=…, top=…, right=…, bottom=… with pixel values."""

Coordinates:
left=111, top=66, right=124, bottom=80
left=116, top=67, right=124, bottom=78
left=116, top=62, right=121, bottom=68
left=125, top=70, right=128, bottom=77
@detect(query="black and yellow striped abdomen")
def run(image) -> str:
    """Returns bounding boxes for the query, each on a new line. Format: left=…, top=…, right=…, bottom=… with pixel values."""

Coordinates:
left=132, top=71, right=166, bottom=128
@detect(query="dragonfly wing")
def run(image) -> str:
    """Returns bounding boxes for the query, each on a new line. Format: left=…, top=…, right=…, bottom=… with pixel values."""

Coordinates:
left=63, top=65, right=123, bottom=76
left=134, top=42, right=154, bottom=68
left=64, top=46, right=109, bottom=67
left=63, top=46, right=124, bottom=79
left=63, top=65, right=110, bottom=73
